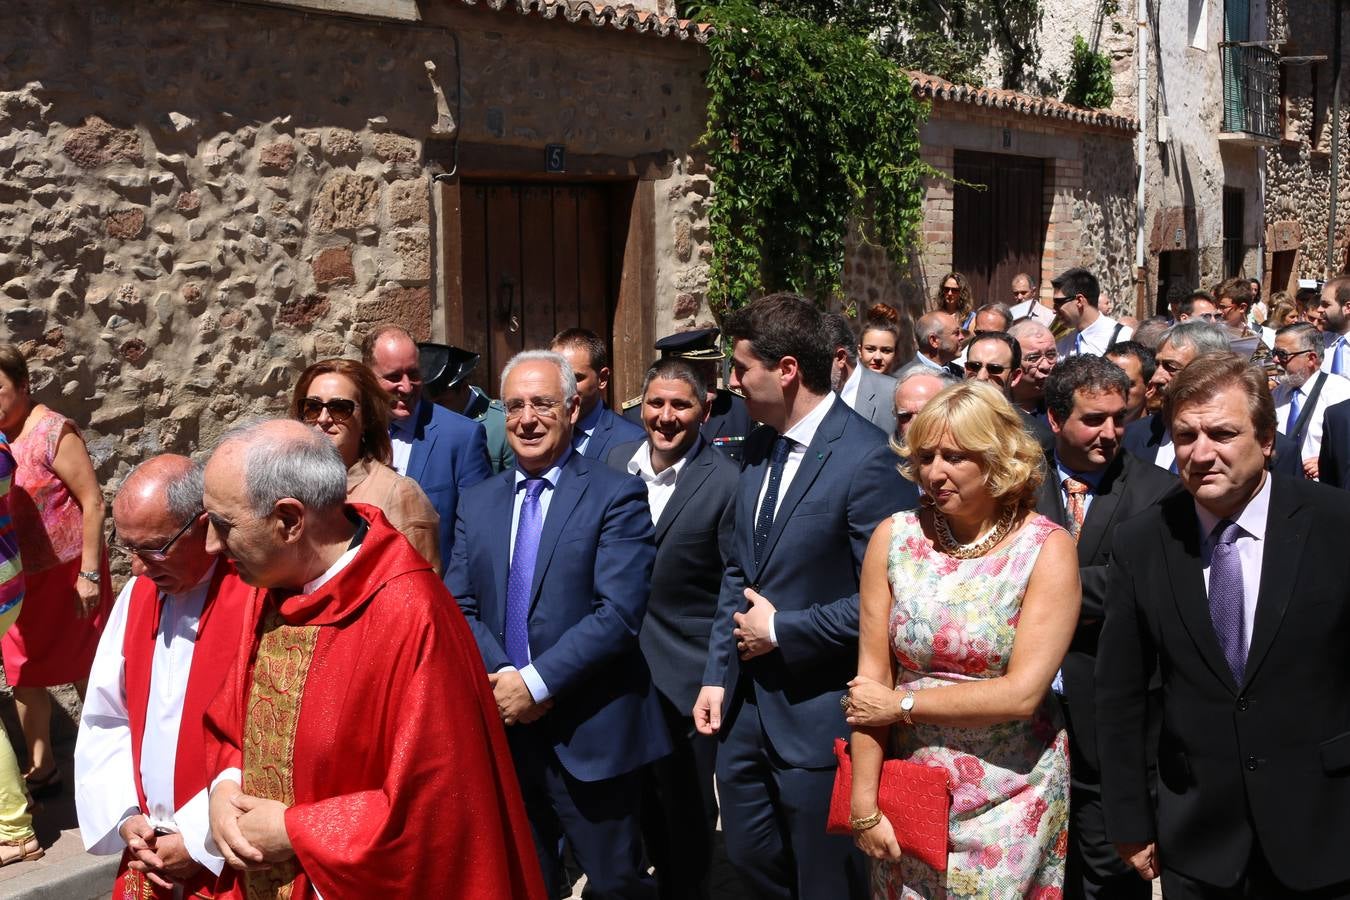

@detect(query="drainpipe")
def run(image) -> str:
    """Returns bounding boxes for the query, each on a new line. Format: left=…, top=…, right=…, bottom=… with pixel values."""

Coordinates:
left=1330, top=0, right=1344, bottom=273
left=1135, top=0, right=1149, bottom=309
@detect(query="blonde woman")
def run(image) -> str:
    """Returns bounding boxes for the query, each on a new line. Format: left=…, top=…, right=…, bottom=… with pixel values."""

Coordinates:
left=844, top=381, right=1080, bottom=898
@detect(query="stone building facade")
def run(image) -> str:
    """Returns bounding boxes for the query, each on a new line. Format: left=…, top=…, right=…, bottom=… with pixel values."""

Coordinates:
left=1263, top=0, right=1350, bottom=289
left=0, top=0, right=711, bottom=491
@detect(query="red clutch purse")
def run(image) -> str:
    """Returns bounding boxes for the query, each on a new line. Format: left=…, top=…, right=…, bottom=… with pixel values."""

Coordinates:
left=826, top=737, right=952, bottom=871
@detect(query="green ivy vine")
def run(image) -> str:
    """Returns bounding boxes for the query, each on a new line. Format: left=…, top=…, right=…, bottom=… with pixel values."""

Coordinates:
left=699, top=0, right=932, bottom=315
left=1063, top=34, right=1114, bottom=109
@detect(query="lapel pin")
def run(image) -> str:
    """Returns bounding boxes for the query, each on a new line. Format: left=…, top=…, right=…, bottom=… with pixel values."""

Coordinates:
left=817, top=452, right=823, bottom=460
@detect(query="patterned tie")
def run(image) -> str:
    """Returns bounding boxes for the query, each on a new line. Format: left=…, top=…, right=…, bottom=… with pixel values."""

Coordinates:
left=753, top=437, right=792, bottom=567
left=1063, top=477, right=1089, bottom=541
left=1208, top=519, right=1246, bottom=685
left=1286, top=386, right=1302, bottom=435
left=504, top=478, right=547, bottom=668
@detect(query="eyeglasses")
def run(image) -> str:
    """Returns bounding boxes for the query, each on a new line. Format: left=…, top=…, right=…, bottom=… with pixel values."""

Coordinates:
left=964, top=361, right=1009, bottom=377
left=894, top=410, right=917, bottom=424
left=111, top=511, right=205, bottom=563
left=1022, top=350, right=1058, bottom=366
left=1272, top=348, right=1315, bottom=365
left=504, top=397, right=565, bottom=419
left=1053, top=294, right=1075, bottom=307
left=300, top=397, right=357, bottom=424
left=1195, top=312, right=1221, bottom=322
left=941, top=286, right=961, bottom=294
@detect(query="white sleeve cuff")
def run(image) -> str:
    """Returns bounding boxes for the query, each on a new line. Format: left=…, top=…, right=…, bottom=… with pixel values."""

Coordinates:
left=519, top=664, right=551, bottom=702
left=767, top=611, right=778, bottom=647
left=210, top=769, right=242, bottom=796
left=176, top=787, right=225, bottom=875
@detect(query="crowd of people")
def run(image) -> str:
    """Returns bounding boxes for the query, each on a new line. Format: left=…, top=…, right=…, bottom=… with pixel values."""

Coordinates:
left=0, top=262, right=1341, bottom=899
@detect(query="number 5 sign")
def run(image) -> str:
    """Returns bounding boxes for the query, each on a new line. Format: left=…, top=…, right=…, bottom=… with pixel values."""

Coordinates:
left=545, top=144, right=566, bottom=174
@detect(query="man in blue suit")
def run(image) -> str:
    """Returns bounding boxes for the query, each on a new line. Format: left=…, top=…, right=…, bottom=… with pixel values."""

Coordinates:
left=363, top=325, right=492, bottom=565
left=693, top=294, right=917, bottom=900
left=551, top=328, right=645, bottom=460
left=448, top=349, right=669, bottom=900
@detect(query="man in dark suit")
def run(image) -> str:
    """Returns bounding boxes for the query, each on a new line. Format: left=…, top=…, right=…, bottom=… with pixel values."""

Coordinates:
left=1317, top=398, right=1350, bottom=488
left=1037, top=355, right=1176, bottom=900
left=1098, top=352, right=1350, bottom=897
left=692, top=293, right=917, bottom=900
left=823, top=312, right=898, bottom=436
left=363, top=325, right=493, bottom=564
left=622, top=327, right=754, bottom=463
left=448, top=350, right=669, bottom=900
left=1124, top=320, right=1302, bottom=478
left=551, top=327, right=645, bottom=461
left=607, top=358, right=739, bottom=900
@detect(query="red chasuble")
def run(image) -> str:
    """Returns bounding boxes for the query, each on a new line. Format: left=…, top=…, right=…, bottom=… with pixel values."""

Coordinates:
left=116, top=561, right=254, bottom=900
left=204, top=505, right=545, bottom=900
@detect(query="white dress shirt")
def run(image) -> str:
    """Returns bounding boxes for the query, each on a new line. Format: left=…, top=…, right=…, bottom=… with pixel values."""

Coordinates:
left=1195, top=473, right=1271, bottom=655
left=1153, top=431, right=1177, bottom=473
left=389, top=404, right=418, bottom=476
left=1321, top=334, right=1350, bottom=376
left=754, top=393, right=836, bottom=646
left=838, top=363, right=863, bottom=411
left=1072, top=314, right=1134, bottom=357
left=504, top=449, right=572, bottom=703
left=627, top=439, right=699, bottom=525
left=76, top=561, right=225, bottom=874
left=1273, top=370, right=1350, bottom=462
left=572, top=402, right=605, bottom=456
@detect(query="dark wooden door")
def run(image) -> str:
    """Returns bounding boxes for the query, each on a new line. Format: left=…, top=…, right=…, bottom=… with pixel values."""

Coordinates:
left=953, top=151, right=1046, bottom=309
left=457, top=182, right=618, bottom=397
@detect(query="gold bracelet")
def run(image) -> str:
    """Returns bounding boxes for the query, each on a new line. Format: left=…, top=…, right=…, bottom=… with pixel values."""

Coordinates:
left=849, top=809, right=884, bottom=832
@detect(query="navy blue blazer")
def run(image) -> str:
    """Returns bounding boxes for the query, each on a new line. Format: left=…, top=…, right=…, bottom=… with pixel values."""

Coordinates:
left=1123, top=413, right=1303, bottom=479
left=702, top=398, right=918, bottom=769
left=447, top=452, right=670, bottom=783
left=403, top=400, right=492, bottom=565
left=1318, top=398, right=1350, bottom=488
left=579, top=407, right=645, bottom=462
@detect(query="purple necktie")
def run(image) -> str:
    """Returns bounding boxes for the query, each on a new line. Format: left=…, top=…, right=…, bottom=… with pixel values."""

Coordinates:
left=505, top=478, right=547, bottom=668
left=1208, top=519, right=1246, bottom=685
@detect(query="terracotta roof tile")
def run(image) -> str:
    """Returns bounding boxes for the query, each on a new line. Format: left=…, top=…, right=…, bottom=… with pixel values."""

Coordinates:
left=906, top=70, right=1138, bottom=132
left=452, top=0, right=712, bottom=43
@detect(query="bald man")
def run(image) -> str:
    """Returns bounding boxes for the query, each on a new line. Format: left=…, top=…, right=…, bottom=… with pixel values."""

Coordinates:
left=76, top=455, right=252, bottom=898
left=892, top=371, right=952, bottom=444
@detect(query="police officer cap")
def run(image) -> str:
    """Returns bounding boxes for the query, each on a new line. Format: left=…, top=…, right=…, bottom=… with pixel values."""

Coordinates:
left=418, top=342, right=480, bottom=395
left=654, top=327, right=724, bottom=361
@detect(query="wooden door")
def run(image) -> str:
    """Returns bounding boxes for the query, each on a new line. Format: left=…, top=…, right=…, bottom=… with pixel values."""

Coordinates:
left=952, top=151, right=1046, bottom=309
left=456, top=182, right=618, bottom=398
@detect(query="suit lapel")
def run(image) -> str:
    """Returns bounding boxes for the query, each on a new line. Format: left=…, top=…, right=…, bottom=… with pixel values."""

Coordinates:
left=654, top=444, right=714, bottom=543
left=1162, top=494, right=1241, bottom=692
left=1035, top=465, right=1068, bottom=528
left=405, top=401, right=435, bottom=482
left=1076, top=455, right=1127, bottom=562
left=756, top=401, right=845, bottom=572
left=1242, top=479, right=1306, bottom=689
left=528, top=457, right=587, bottom=610
left=854, top=370, right=878, bottom=422
left=487, top=473, right=516, bottom=631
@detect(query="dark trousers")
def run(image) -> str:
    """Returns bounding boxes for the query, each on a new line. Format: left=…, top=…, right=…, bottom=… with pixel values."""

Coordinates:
left=642, top=692, right=719, bottom=900
left=1162, top=840, right=1350, bottom=899
left=511, top=734, right=657, bottom=900
left=1059, top=697, right=1151, bottom=900
left=715, top=687, right=865, bottom=900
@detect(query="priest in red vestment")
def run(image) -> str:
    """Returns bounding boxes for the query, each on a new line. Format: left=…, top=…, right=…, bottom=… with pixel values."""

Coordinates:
left=201, top=419, right=544, bottom=900
left=76, top=454, right=251, bottom=898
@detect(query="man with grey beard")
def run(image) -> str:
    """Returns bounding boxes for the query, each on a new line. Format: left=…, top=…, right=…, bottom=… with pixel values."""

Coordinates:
left=1271, top=322, right=1350, bottom=480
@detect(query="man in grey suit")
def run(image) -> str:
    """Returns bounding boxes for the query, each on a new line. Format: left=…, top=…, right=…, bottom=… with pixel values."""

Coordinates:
left=608, top=358, right=739, bottom=900
left=824, top=312, right=897, bottom=435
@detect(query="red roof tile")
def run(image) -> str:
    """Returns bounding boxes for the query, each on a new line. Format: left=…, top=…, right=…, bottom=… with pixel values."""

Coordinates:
left=906, top=70, right=1138, bottom=132
left=453, top=0, right=712, bottom=43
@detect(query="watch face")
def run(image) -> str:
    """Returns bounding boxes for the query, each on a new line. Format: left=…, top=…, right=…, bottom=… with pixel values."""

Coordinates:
left=900, top=694, right=915, bottom=710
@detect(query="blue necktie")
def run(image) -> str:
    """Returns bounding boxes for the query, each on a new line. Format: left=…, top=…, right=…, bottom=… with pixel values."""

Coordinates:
left=505, top=478, right=547, bottom=668
left=1334, top=339, right=1345, bottom=376
left=1287, top=387, right=1302, bottom=435
left=1208, top=519, right=1246, bottom=685
left=753, top=437, right=792, bottom=567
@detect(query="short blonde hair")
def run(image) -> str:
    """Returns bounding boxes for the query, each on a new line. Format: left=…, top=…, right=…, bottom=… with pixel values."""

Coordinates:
left=896, top=380, right=1045, bottom=511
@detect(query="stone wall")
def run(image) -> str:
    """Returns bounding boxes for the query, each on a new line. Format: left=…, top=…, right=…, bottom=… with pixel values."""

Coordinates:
left=0, top=0, right=708, bottom=496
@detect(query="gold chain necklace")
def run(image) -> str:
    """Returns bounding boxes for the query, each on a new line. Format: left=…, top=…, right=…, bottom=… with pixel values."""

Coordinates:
left=933, top=505, right=1018, bottom=559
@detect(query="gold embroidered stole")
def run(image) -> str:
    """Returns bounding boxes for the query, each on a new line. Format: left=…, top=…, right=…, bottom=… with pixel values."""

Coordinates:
left=242, top=604, right=320, bottom=900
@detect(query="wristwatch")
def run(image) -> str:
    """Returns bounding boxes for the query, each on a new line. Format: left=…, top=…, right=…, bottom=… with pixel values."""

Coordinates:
left=898, top=690, right=916, bottom=726
left=78, top=570, right=101, bottom=584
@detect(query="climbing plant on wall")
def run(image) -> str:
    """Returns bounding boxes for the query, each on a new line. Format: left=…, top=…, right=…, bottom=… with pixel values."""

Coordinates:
left=698, top=0, right=931, bottom=315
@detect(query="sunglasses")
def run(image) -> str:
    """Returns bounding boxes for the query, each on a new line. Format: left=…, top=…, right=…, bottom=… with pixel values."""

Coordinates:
left=894, top=410, right=917, bottom=424
left=1272, top=348, right=1315, bottom=365
left=300, top=397, right=357, bottom=423
left=941, top=286, right=961, bottom=294
left=111, top=511, right=205, bottom=563
left=964, top=361, right=1009, bottom=377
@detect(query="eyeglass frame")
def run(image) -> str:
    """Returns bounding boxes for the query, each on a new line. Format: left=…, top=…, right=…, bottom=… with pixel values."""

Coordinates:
left=1021, top=349, right=1059, bottom=366
left=964, top=360, right=1011, bottom=377
left=1271, top=348, right=1316, bottom=365
left=299, top=397, right=358, bottom=424
left=110, top=510, right=206, bottom=562
left=503, top=396, right=570, bottom=420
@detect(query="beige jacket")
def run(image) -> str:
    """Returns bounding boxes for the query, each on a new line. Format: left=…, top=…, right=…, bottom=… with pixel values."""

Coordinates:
left=346, top=458, right=442, bottom=575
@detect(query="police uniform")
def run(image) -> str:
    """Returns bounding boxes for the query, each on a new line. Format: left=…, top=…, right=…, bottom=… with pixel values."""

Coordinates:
left=418, top=342, right=514, bottom=473
left=622, top=327, right=752, bottom=463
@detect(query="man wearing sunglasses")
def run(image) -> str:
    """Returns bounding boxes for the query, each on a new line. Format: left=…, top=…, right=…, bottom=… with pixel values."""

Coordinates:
left=76, top=455, right=251, bottom=898
left=1053, top=267, right=1133, bottom=358
left=1271, top=323, right=1350, bottom=481
left=963, top=332, right=1054, bottom=455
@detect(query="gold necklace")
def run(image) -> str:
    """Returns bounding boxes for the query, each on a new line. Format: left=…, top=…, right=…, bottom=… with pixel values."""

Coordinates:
left=933, top=505, right=1018, bottom=559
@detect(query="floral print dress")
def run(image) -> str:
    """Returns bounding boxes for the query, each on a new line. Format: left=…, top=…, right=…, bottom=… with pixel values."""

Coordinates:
left=873, top=511, right=1070, bottom=900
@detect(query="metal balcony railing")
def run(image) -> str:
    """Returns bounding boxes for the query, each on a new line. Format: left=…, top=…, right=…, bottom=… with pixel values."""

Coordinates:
left=1220, top=43, right=1280, bottom=140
